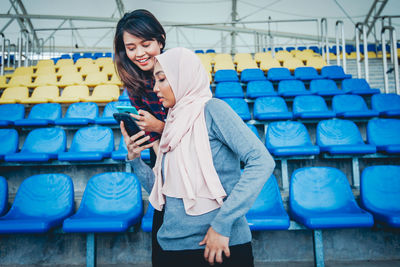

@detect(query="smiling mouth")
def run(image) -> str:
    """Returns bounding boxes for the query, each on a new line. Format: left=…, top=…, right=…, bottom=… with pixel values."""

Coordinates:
left=137, top=58, right=150, bottom=63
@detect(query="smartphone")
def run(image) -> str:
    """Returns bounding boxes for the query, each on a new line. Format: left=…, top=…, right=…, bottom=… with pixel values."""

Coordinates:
left=116, top=106, right=139, bottom=116
left=113, top=113, right=150, bottom=145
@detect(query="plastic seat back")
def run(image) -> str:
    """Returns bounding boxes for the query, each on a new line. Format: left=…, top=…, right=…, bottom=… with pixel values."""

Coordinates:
left=278, top=80, right=309, bottom=95
left=69, top=126, right=114, bottom=153
left=91, top=84, right=120, bottom=100
left=2, top=173, right=74, bottom=224
left=215, top=82, right=244, bottom=98
left=221, top=98, right=251, bottom=121
left=317, top=119, right=365, bottom=146
left=61, top=85, right=89, bottom=98
left=371, top=94, right=400, bottom=115
left=7, top=76, right=31, bottom=87
left=0, top=176, right=8, bottom=216
left=267, top=67, right=294, bottom=81
left=367, top=119, right=400, bottom=147
left=20, top=128, right=66, bottom=155
left=0, top=86, right=29, bottom=103
left=64, top=102, right=99, bottom=119
left=332, top=95, right=369, bottom=112
left=240, top=68, right=266, bottom=82
left=0, top=103, right=25, bottom=124
left=246, top=80, right=276, bottom=98
left=28, top=86, right=59, bottom=102
left=342, top=78, right=371, bottom=92
left=214, top=69, right=239, bottom=83
left=321, top=65, right=351, bottom=79
left=361, top=165, right=400, bottom=227
left=254, top=97, right=292, bottom=121
left=32, top=74, right=57, bottom=87
left=309, top=79, right=343, bottom=95
left=290, top=167, right=358, bottom=213
left=267, top=121, right=313, bottom=147
left=78, top=172, right=142, bottom=218
left=293, top=95, right=330, bottom=114
left=27, top=103, right=62, bottom=121
left=0, top=129, right=18, bottom=159
left=294, top=66, right=320, bottom=80
left=58, top=73, right=83, bottom=86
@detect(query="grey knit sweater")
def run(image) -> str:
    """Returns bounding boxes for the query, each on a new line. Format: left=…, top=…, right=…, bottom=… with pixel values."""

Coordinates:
left=129, top=98, right=275, bottom=250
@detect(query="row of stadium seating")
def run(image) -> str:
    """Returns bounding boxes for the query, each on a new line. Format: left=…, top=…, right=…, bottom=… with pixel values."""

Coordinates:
left=1, top=118, right=398, bottom=164
left=0, top=165, right=399, bottom=234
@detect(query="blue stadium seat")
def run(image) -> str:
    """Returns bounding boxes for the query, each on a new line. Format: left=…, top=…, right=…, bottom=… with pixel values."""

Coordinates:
left=246, top=80, right=277, bottom=98
left=93, top=52, right=104, bottom=59
left=14, top=103, right=62, bottom=126
left=253, top=97, right=292, bottom=121
left=63, top=172, right=142, bottom=233
left=361, top=165, right=400, bottom=228
left=246, top=174, right=290, bottom=230
left=294, top=67, right=322, bottom=81
left=371, top=94, right=400, bottom=117
left=240, top=68, right=266, bottom=82
left=332, top=95, right=379, bottom=118
left=293, top=95, right=335, bottom=119
left=194, top=50, right=204, bottom=54
left=309, top=79, right=345, bottom=96
left=141, top=204, right=154, bottom=232
left=345, top=44, right=355, bottom=54
left=221, top=98, right=251, bottom=121
left=5, top=128, right=66, bottom=162
left=290, top=167, right=374, bottom=229
left=309, top=46, right=321, bottom=54
left=206, top=49, right=216, bottom=54
left=214, top=70, right=239, bottom=83
left=118, top=89, right=130, bottom=102
left=286, top=47, right=295, bottom=52
left=367, top=118, right=400, bottom=154
left=298, top=46, right=306, bottom=51
left=246, top=124, right=260, bottom=139
left=0, top=173, right=74, bottom=233
left=95, top=101, right=130, bottom=125
left=278, top=80, right=313, bottom=97
left=0, top=129, right=18, bottom=160
left=58, top=126, right=114, bottom=161
left=215, top=82, right=244, bottom=98
left=55, top=102, right=98, bottom=126
left=267, top=68, right=295, bottom=82
left=0, top=176, right=8, bottom=216
left=0, top=103, right=25, bottom=126
left=321, top=65, right=352, bottom=80
left=341, top=79, right=380, bottom=95
left=317, top=119, right=376, bottom=155
left=266, top=121, right=319, bottom=156
left=111, top=137, right=150, bottom=161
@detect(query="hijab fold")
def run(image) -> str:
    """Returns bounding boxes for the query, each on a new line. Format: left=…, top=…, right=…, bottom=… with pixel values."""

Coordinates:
left=149, top=47, right=226, bottom=216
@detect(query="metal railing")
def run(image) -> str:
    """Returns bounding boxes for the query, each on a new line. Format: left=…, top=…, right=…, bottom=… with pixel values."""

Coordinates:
left=1, top=33, right=4, bottom=76
left=335, top=20, right=346, bottom=72
left=355, top=23, right=369, bottom=82
left=321, top=18, right=330, bottom=64
left=381, top=26, right=399, bottom=94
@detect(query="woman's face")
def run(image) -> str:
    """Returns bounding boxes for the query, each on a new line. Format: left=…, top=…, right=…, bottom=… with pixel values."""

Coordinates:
left=153, top=61, right=176, bottom=108
left=123, top=31, right=163, bottom=72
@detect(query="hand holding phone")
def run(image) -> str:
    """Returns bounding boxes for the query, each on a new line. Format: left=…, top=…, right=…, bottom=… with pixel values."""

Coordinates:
left=116, top=106, right=139, bottom=116
left=113, top=113, right=150, bottom=145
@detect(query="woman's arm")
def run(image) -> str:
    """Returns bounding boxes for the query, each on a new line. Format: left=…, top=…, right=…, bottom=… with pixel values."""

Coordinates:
left=206, top=99, right=276, bottom=237
left=131, top=110, right=165, bottom=134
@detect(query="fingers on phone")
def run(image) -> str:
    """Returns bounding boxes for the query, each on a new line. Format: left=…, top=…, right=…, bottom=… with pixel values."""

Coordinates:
left=135, top=135, right=150, bottom=146
left=120, top=121, right=129, bottom=137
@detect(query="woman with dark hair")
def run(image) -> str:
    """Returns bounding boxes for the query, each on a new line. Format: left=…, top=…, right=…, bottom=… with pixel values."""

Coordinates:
left=113, top=9, right=166, bottom=266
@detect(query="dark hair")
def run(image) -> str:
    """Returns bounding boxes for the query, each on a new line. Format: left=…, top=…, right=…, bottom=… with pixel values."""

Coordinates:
left=114, top=9, right=166, bottom=96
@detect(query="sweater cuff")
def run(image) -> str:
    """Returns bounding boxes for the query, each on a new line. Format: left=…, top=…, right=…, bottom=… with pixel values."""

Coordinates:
left=210, top=217, right=234, bottom=238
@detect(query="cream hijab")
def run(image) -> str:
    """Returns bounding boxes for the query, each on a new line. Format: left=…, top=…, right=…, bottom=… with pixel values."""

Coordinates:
left=149, top=47, right=227, bottom=216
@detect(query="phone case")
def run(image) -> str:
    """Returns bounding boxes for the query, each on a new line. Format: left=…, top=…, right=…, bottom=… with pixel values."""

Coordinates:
left=116, top=106, right=139, bottom=115
left=113, top=113, right=150, bottom=145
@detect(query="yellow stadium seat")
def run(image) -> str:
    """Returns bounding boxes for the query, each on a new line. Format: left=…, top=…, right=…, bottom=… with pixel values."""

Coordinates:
left=197, top=53, right=213, bottom=64
left=0, top=86, right=29, bottom=104
left=367, top=51, right=377, bottom=58
left=213, top=54, right=232, bottom=64
left=83, top=72, right=109, bottom=87
left=51, top=85, right=89, bottom=103
left=57, top=73, right=83, bottom=87
left=200, top=59, right=212, bottom=73
left=20, top=85, right=60, bottom=104
left=347, top=52, right=359, bottom=59
left=283, top=58, right=305, bottom=72
left=329, top=53, right=337, bottom=60
left=259, top=58, right=281, bottom=71
left=305, top=57, right=327, bottom=71
left=95, top=57, right=113, bottom=66
left=57, top=65, right=78, bottom=75
left=274, top=50, right=293, bottom=62
left=254, top=52, right=273, bottom=63
left=80, top=64, right=100, bottom=75
left=213, top=61, right=236, bottom=72
left=294, top=51, right=319, bottom=62
left=75, top=58, right=94, bottom=67
left=101, top=64, right=117, bottom=75
left=208, top=71, right=212, bottom=84
left=377, top=51, right=390, bottom=58
left=55, top=58, right=74, bottom=67
left=35, top=59, right=54, bottom=68
left=0, top=76, right=8, bottom=88
left=13, top=66, right=33, bottom=76
left=6, top=75, right=32, bottom=88
left=81, top=84, right=120, bottom=102
left=32, top=75, right=58, bottom=87
left=34, top=66, right=56, bottom=76
left=236, top=60, right=258, bottom=72
left=106, top=73, right=123, bottom=87
left=233, top=53, right=253, bottom=64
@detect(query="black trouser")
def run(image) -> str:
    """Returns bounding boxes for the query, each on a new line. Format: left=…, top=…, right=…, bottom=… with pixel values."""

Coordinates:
left=157, top=242, right=254, bottom=267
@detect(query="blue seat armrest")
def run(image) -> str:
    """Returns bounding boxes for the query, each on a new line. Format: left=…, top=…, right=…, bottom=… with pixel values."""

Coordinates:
left=111, top=151, right=127, bottom=161
left=295, top=111, right=336, bottom=119
left=272, top=146, right=320, bottom=157
left=280, top=91, right=313, bottom=97
left=377, top=145, right=400, bottom=154
left=55, top=118, right=95, bottom=125
left=14, top=119, right=54, bottom=126
left=380, top=110, right=400, bottom=117
left=255, top=112, right=293, bottom=121
left=5, top=152, right=55, bottom=162
left=94, top=117, right=118, bottom=125
left=58, top=152, right=104, bottom=161
left=336, top=110, right=379, bottom=118
left=323, top=144, right=376, bottom=155
left=348, top=89, right=381, bottom=95
left=0, top=120, right=13, bottom=126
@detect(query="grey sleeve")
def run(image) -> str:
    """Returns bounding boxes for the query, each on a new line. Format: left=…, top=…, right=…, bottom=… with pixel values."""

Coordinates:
left=127, top=157, right=155, bottom=194
left=206, top=99, right=276, bottom=237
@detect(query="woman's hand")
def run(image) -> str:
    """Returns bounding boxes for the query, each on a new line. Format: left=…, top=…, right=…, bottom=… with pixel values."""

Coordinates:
left=120, top=121, right=155, bottom=160
left=131, top=110, right=165, bottom=134
left=199, top=227, right=230, bottom=266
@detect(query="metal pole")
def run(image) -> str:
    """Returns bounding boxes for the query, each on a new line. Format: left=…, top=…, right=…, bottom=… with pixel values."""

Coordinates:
left=5, top=39, right=10, bottom=68
left=18, top=33, right=23, bottom=68
left=321, top=18, right=326, bottom=61
left=355, top=24, right=362, bottom=78
left=24, top=31, right=29, bottom=67
left=389, top=27, right=399, bottom=94
left=335, top=21, right=341, bottom=66
left=321, top=18, right=329, bottom=64
left=0, top=33, right=4, bottom=76
left=340, top=21, right=346, bottom=72
left=39, top=38, right=44, bottom=60
left=381, top=27, right=389, bottom=93
left=362, top=24, right=369, bottom=82
left=230, top=0, right=238, bottom=55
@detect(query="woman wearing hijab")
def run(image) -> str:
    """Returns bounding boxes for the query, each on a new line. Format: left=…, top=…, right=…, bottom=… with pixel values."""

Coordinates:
left=121, top=47, right=275, bottom=266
